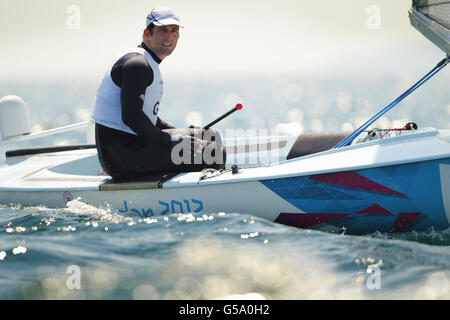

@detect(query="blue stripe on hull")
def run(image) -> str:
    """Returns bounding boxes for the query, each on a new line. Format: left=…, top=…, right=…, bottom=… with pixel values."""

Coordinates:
left=260, top=159, right=450, bottom=234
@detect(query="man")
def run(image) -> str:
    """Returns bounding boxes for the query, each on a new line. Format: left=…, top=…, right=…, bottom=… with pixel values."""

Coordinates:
left=92, top=7, right=225, bottom=179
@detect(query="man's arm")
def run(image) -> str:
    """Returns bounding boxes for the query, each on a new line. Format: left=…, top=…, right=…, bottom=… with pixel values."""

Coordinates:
left=119, top=54, right=172, bottom=147
left=156, top=117, right=175, bottom=130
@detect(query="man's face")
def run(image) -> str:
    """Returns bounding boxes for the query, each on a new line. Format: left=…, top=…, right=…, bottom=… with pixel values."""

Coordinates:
left=146, top=24, right=180, bottom=60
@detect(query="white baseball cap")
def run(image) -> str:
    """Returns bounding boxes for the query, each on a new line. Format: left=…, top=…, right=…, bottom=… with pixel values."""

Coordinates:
left=146, top=6, right=182, bottom=28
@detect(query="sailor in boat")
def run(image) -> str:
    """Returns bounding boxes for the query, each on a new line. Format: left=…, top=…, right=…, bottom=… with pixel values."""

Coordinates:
left=92, top=7, right=225, bottom=179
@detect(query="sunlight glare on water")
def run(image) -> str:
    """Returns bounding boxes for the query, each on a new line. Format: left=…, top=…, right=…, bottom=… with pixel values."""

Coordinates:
left=1, top=199, right=450, bottom=299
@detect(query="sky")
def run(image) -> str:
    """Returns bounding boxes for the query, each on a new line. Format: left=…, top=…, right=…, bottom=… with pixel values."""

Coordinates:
left=1, top=0, right=447, bottom=81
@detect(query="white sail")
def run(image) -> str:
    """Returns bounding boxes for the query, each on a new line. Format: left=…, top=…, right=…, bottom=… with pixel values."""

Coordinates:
left=409, top=0, right=450, bottom=55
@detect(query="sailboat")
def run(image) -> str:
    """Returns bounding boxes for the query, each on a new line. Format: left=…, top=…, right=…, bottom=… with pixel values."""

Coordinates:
left=0, top=1, right=448, bottom=235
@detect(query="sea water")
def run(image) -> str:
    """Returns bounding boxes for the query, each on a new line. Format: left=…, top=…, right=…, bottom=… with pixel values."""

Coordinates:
left=0, top=73, right=449, bottom=299
left=0, top=202, right=449, bottom=300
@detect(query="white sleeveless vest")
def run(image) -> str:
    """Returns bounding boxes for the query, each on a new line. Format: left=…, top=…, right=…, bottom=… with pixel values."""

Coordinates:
left=92, top=47, right=163, bottom=135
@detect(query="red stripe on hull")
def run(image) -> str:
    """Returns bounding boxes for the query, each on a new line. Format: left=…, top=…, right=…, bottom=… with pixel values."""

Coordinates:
left=275, top=212, right=350, bottom=229
left=389, top=212, right=422, bottom=233
left=309, top=171, right=404, bottom=196
left=357, top=204, right=391, bottom=215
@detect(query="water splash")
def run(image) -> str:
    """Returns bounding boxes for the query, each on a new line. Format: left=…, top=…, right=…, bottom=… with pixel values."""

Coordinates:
left=368, top=227, right=450, bottom=246
left=64, top=198, right=130, bottom=224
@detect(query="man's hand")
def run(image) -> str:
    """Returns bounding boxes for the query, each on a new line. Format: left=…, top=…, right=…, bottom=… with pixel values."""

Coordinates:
left=191, top=137, right=206, bottom=154
left=171, top=135, right=205, bottom=154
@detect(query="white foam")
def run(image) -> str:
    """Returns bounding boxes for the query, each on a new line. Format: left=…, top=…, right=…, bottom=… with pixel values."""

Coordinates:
left=64, top=197, right=130, bottom=223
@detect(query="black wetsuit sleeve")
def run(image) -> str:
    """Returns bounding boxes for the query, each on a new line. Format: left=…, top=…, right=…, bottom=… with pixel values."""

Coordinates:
left=156, top=117, right=175, bottom=130
left=119, top=54, right=172, bottom=147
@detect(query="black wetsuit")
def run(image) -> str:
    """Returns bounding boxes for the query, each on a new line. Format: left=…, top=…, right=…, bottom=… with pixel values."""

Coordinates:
left=95, top=43, right=225, bottom=179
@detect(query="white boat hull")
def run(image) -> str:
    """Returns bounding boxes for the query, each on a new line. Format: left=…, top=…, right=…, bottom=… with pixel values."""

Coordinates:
left=1, top=128, right=450, bottom=235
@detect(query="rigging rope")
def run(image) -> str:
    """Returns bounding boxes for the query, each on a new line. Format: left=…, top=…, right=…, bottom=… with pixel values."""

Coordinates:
left=334, top=56, right=449, bottom=148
